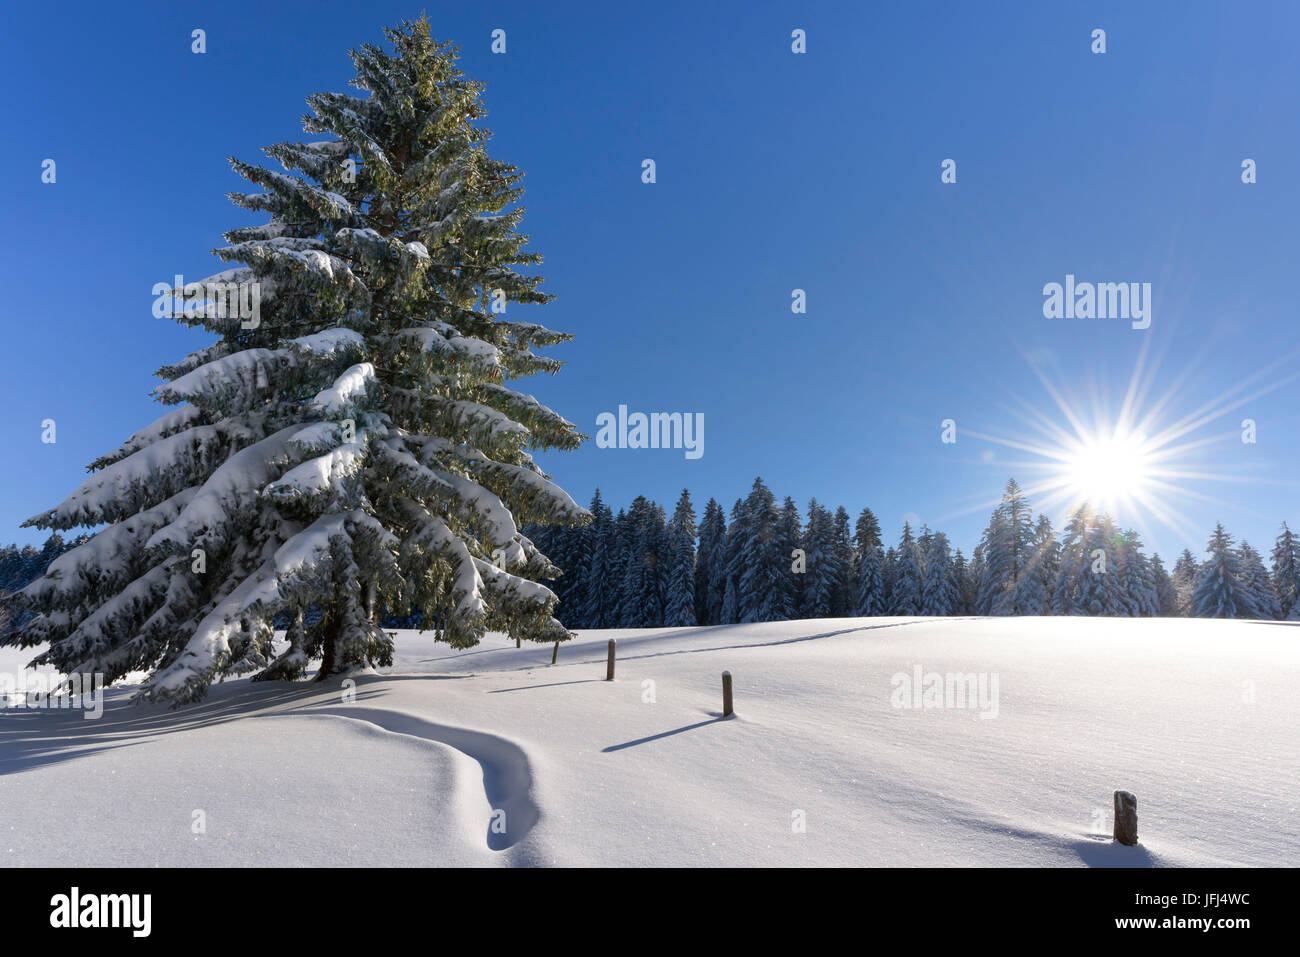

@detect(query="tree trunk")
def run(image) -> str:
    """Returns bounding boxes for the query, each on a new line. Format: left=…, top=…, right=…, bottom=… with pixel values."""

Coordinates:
left=313, top=605, right=344, bottom=681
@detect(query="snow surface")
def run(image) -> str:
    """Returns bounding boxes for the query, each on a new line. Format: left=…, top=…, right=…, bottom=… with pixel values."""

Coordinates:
left=2, top=616, right=1297, bottom=867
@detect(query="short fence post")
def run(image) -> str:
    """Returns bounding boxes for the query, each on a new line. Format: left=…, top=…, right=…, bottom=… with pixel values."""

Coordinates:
left=606, top=639, right=616, bottom=681
left=1113, top=790, right=1138, bottom=845
left=722, top=671, right=733, bottom=717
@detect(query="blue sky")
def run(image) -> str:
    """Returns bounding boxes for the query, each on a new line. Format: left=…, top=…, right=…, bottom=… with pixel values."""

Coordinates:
left=4, top=0, right=1299, bottom=561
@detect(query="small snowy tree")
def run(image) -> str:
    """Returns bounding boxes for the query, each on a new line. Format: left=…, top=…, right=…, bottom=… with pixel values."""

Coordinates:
left=3, top=20, right=587, bottom=703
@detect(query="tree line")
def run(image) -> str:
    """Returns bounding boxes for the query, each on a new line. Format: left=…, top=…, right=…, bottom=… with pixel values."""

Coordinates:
left=525, top=477, right=1300, bottom=628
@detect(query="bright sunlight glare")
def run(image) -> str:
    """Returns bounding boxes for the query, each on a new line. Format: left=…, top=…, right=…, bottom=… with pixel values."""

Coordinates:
left=1063, top=432, right=1151, bottom=511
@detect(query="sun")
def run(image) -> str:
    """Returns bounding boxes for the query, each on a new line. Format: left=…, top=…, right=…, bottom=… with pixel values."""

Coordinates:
left=951, top=338, right=1300, bottom=544
left=1063, top=431, right=1151, bottom=511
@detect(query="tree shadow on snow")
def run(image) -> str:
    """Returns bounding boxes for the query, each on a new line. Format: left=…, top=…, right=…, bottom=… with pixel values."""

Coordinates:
left=0, top=673, right=400, bottom=776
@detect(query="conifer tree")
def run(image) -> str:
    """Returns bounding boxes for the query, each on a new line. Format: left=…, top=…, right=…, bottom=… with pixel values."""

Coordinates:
left=856, top=545, right=887, bottom=616
left=801, top=499, right=837, bottom=618
left=951, top=548, right=970, bottom=615
left=1150, top=553, right=1178, bottom=617
left=964, top=545, right=985, bottom=615
left=4, top=20, right=587, bottom=702
left=695, top=498, right=727, bottom=625
left=891, top=523, right=923, bottom=615
left=1193, top=524, right=1259, bottom=619
left=1238, top=541, right=1280, bottom=620
left=1271, top=522, right=1300, bottom=620
left=736, top=478, right=788, bottom=622
left=1116, top=529, right=1158, bottom=617
left=852, top=506, right=886, bottom=617
left=581, top=490, right=618, bottom=628
left=1172, top=548, right=1200, bottom=617
left=1016, top=514, right=1058, bottom=615
left=919, top=529, right=958, bottom=616
left=608, top=508, right=630, bottom=626
left=854, top=507, right=882, bottom=553
left=664, top=490, right=697, bottom=626
left=882, top=546, right=898, bottom=609
left=619, top=496, right=664, bottom=627
left=977, top=479, right=1035, bottom=615
left=720, top=499, right=745, bottom=624
left=830, top=506, right=856, bottom=617
left=776, top=497, right=803, bottom=619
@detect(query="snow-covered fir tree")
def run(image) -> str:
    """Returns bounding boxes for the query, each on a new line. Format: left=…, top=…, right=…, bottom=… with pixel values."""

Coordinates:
left=951, top=548, right=970, bottom=615
left=854, top=508, right=882, bottom=553
left=882, top=546, right=898, bottom=609
left=580, top=490, right=618, bottom=628
left=1238, top=541, right=1280, bottom=620
left=1192, top=524, right=1260, bottom=619
left=618, top=496, right=665, bottom=627
left=4, top=20, right=588, bottom=703
left=977, top=479, right=1035, bottom=615
left=800, top=499, right=838, bottom=618
left=891, top=523, right=923, bottom=615
left=1016, top=514, right=1058, bottom=615
left=964, top=545, right=985, bottom=615
left=855, top=545, right=887, bottom=616
left=695, top=498, right=727, bottom=625
left=663, top=490, right=697, bottom=626
left=1272, top=523, right=1300, bottom=620
left=777, top=497, right=803, bottom=618
left=1171, top=548, right=1200, bottom=617
left=736, top=478, right=790, bottom=622
left=919, top=529, right=959, bottom=616
left=829, top=506, right=856, bottom=617
left=720, top=499, right=745, bottom=624
left=1150, top=553, right=1178, bottom=617
left=1115, top=529, right=1158, bottom=617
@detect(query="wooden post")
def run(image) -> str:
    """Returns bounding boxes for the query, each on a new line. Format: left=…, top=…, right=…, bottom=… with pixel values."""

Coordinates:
left=551, top=641, right=559, bottom=665
left=605, top=639, right=616, bottom=681
left=1113, top=790, right=1138, bottom=845
left=722, top=671, right=733, bottom=717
